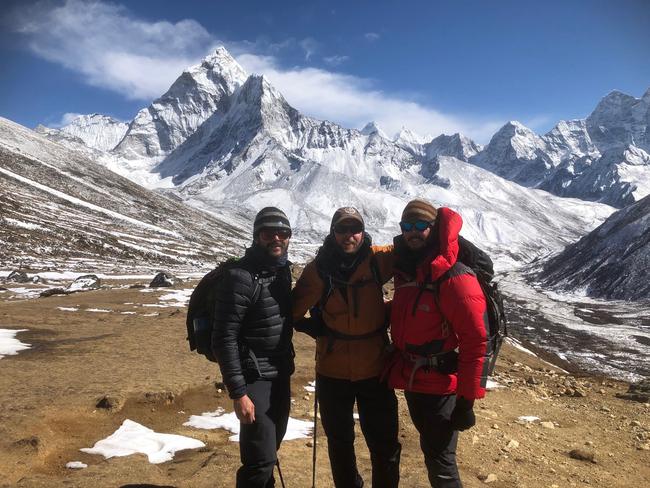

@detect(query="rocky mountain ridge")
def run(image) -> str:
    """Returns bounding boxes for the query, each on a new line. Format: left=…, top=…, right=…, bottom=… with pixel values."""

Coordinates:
left=538, top=193, right=650, bottom=300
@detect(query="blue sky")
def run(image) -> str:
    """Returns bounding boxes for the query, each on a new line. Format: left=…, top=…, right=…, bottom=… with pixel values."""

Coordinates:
left=1, top=0, right=649, bottom=143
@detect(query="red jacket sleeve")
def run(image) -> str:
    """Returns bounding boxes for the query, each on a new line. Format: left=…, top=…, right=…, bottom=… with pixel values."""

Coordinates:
left=440, top=272, right=489, bottom=400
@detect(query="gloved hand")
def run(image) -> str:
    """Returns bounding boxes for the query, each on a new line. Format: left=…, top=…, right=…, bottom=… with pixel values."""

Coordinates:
left=450, top=396, right=476, bottom=431
left=294, top=316, right=326, bottom=339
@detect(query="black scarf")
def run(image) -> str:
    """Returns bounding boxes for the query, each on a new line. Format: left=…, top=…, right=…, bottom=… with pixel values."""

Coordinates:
left=315, top=232, right=372, bottom=283
left=246, top=242, right=289, bottom=271
left=393, top=234, right=439, bottom=278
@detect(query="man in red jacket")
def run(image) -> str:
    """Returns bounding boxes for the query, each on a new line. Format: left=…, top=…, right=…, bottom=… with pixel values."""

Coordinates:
left=387, top=199, right=489, bottom=487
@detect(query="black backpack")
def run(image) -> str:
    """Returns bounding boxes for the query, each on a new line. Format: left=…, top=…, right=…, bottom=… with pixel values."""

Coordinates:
left=186, top=259, right=262, bottom=362
left=452, top=236, right=508, bottom=375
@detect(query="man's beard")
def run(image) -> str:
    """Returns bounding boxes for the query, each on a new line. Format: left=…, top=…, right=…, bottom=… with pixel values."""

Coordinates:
left=265, top=240, right=288, bottom=257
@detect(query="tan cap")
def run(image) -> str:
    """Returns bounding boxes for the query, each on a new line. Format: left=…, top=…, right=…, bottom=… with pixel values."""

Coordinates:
left=330, top=207, right=364, bottom=230
left=401, top=199, right=437, bottom=222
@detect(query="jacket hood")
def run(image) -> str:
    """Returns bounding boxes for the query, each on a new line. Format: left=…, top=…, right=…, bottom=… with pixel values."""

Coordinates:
left=427, top=207, right=462, bottom=281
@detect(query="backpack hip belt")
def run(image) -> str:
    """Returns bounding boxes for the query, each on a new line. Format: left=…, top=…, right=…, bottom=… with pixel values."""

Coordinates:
left=323, top=323, right=388, bottom=353
left=401, top=349, right=459, bottom=389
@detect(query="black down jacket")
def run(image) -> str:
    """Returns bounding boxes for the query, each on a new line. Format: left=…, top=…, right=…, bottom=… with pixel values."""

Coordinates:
left=212, top=246, right=294, bottom=399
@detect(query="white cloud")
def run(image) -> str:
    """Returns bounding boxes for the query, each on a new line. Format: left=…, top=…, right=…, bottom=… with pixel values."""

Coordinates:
left=10, top=0, right=215, bottom=100
left=323, top=55, right=350, bottom=66
left=10, top=0, right=504, bottom=142
left=364, top=32, right=381, bottom=42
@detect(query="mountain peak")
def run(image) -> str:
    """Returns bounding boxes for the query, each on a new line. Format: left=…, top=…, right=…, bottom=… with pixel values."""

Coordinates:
left=360, top=121, right=387, bottom=138
left=425, top=132, right=481, bottom=161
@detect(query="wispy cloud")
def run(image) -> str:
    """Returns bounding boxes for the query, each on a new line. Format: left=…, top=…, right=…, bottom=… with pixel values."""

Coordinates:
left=299, top=37, right=319, bottom=61
left=323, top=55, right=350, bottom=67
left=8, top=0, right=216, bottom=100
left=9, top=0, right=504, bottom=142
left=364, top=32, right=380, bottom=42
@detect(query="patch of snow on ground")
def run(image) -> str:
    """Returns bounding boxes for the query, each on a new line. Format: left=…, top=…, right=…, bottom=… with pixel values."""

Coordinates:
left=65, top=461, right=87, bottom=469
left=57, top=307, right=79, bottom=312
left=304, top=381, right=315, bottom=392
left=158, top=289, right=193, bottom=307
left=184, top=409, right=313, bottom=442
left=3, top=218, right=44, bottom=230
left=486, top=379, right=503, bottom=390
left=0, top=329, right=31, bottom=358
left=80, top=419, right=204, bottom=464
left=517, top=416, right=540, bottom=423
left=85, top=308, right=112, bottom=313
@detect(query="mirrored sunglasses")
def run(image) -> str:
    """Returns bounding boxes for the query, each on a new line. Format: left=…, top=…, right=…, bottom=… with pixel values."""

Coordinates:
left=399, top=220, right=430, bottom=232
left=259, top=228, right=292, bottom=240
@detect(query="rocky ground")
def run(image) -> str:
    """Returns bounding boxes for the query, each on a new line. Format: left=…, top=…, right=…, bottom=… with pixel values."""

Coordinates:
left=0, top=277, right=648, bottom=487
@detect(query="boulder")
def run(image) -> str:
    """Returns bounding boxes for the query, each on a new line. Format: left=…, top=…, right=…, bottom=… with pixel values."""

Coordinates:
left=616, top=378, right=650, bottom=403
left=66, top=274, right=101, bottom=292
left=149, top=272, right=178, bottom=288
left=569, top=448, right=597, bottom=463
left=7, top=270, right=30, bottom=283
left=40, top=288, right=68, bottom=298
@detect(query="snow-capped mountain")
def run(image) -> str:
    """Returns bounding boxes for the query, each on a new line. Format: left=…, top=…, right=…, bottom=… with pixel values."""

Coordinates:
left=144, top=57, right=613, bottom=266
left=0, top=116, right=246, bottom=271
left=393, top=127, right=431, bottom=156
left=424, top=133, right=482, bottom=162
left=59, top=114, right=128, bottom=151
left=538, top=193, right=650, bottom=300
left=113, top=47, right=248, bottom=162
left=470, top=89, right=650, bottom=206
left=31, top=46, right=619, bottom=268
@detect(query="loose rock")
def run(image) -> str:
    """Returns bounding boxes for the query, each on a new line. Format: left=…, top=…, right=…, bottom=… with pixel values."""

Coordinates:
left=569, top=449, right=596, bottom=463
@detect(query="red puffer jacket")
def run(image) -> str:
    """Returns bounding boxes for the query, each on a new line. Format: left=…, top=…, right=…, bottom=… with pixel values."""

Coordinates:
left=387, top=207, right=489, bottom=400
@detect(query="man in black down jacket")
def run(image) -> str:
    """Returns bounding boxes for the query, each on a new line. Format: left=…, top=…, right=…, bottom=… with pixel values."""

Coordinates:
left=212, top=207, right=295, bottom=488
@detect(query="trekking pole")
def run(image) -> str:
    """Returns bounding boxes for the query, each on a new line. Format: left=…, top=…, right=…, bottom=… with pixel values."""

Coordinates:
left=312, top=377, right=318, bottom=488
left=276, top=459, right=286, bottom=488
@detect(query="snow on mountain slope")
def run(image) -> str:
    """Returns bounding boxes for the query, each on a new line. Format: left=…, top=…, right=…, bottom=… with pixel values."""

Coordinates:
left=58, top=114, right=128, bottom=151
left=538, top=193, right=650, bottom=300
left=470, top=89, right=650, bottom=206
left=113, top=47, right=248, bottom=163
left=0, top=117, right=246, bottom=272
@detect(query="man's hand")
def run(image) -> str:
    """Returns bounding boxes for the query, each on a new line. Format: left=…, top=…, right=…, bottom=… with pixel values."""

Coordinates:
left=234, top=395, right=255, bottom=424
left=450, top=396, right=476, bottom=431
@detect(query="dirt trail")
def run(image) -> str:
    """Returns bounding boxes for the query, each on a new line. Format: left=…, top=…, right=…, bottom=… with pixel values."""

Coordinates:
left=1, top=282, right=648, bottom=487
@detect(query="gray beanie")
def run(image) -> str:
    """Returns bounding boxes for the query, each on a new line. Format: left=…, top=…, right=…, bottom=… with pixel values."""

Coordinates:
left=253, top=207, right=291, bottom=236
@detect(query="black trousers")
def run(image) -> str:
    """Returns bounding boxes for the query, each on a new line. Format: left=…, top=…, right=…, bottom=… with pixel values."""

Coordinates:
left=404, top=392, right=461, bottom=488
left=236, top=375, right=291, bottom=488
left=317, top=374, right=401, bottom=488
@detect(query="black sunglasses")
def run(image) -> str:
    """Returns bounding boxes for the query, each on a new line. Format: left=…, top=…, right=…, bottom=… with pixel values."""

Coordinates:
left=259, top=228, right=292, bottom=240
left=334, top=223, right=364, bottom=235
left=399, top=220, right=430, bottom=232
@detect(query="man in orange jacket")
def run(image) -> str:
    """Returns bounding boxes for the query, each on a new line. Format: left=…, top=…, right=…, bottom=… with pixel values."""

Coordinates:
left=293, top=207, right=401, bottom=488
left=387, top=199, right=489, bottom=488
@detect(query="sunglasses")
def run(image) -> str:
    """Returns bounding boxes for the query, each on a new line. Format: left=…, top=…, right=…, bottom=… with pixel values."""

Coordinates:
left=399, top=220, right=430, bottom=232
left=334, top=223, right=364, bottom=235
left=259, top=228, right=292, bottom=240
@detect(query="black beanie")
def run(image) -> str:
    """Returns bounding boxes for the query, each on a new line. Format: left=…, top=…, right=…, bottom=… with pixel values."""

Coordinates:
left=253, top=207, right=291, bottom=236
